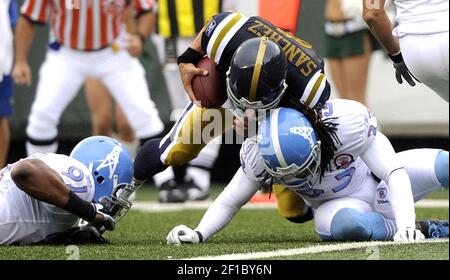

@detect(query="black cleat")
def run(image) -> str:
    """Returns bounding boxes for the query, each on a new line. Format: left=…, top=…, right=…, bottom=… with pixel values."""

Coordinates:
left=183, top=179, right=209, bottom=201
left=416, top=219, right=449, bottom=239
left=158, top=179, right=187, bottom=203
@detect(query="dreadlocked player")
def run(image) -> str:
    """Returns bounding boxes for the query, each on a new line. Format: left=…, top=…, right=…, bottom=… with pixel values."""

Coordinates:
left=166, top=99, right=448, bottom=243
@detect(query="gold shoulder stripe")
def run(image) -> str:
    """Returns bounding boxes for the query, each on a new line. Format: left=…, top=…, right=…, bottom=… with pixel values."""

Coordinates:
left=306, top=73, right=325, bottom=107
left=211, top=13, right=243, bottom=61
left=249, top=37, right=269, bottom=101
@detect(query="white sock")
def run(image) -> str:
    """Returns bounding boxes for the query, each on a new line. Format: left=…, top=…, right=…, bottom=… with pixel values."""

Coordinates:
left=26, top=141, right=58, bottom=156
left=186, top=167, right=210, bottom=191
left=153, top=167, right=175, bottom=188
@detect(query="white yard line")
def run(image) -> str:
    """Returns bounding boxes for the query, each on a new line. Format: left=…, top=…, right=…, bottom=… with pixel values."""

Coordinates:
left=132, top=199, right=448, bottom=213
left=185, top=238, right=449, bottom=260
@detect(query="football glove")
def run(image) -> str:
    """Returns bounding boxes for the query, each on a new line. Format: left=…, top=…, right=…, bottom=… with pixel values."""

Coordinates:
left=389, top=52, right=421, bottom=87
left=36, top=225, right=108, bottom=245
left=87, top=203, right=115, bottom=233
left=166, top=225, right=203, bottom=245
left=393, top=227, right=425, bottom=242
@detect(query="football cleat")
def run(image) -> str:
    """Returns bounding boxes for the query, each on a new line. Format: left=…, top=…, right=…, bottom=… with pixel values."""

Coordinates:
left=416, top=219, right=449, bottom=239
left=158, top=179, right=187, bottom=203
left=183, top=179, right=209, bottom=201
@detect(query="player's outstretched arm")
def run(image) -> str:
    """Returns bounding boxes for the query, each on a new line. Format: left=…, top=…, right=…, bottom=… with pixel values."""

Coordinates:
left=11, top=159, right=114, bottom=231
left=167, top=168, right=261, bottom=244
left=12, top=16, right=35, bottom=86
left=361, top=132, right=424, bottom=241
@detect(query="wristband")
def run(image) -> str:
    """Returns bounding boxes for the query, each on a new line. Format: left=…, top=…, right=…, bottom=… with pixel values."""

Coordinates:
left=388, top=52, right=404, bottom=64
left=177, top=47, right=204, bottom=65
left=195, top=231, right=204, bottom=243
left=63, top=191, right=96, bottom=222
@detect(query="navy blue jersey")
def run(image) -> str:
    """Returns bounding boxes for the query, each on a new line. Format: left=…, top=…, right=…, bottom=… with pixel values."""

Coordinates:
left=201, top=12, right=330, bottom=109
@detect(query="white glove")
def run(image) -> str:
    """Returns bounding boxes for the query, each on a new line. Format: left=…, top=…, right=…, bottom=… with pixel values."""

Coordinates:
left=166, top=225, right=202, bottom=245
left=393, top=227, right=425, bottom=242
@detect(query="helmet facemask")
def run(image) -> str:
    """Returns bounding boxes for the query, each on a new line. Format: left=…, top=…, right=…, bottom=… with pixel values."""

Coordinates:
left=99, top=176, right=134, bottom=224
left=264, top=141, right=322, bottom=191
left=226, top=68, right=288, bottom=119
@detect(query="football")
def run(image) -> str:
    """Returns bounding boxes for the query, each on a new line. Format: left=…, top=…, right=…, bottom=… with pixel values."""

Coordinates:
left=192, top=57, right=227, bottom=108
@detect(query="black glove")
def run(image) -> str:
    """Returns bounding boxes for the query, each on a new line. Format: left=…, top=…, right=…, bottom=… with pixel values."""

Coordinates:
left=36, top=226, right=108, bottom=245
left=388, top=52, right=421, bottom=86
left=91, top=203, right=115, bottom=233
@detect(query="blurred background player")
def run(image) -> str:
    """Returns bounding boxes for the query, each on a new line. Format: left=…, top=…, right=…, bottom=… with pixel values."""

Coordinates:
left=12, top=0, right=164, bottom=157
left=83, top=4, right=153, bottom=159
left=84, top=79, right=139, bottom=158
left=0, top=136, right=135, bottom=245
left=324, top=0, right=381, bottom=105
left=0, top=0, right=18, bottom=168
left=363, top=0, right=449, bottom=102
left=150, top=0, right=238, bottom=202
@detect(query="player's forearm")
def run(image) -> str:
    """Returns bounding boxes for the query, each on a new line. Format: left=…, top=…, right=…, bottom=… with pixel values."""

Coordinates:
left=14, top=16, right=35, bottom=63
left=191, top=29, right=205, bottom=54
left=124, top=4, right=137, bottom=34
left=11, top=159, right=69, bottom=208
left=136, top=11, right=155, bottom=38
left=195, top=168, right=259, bottom=241
left=11, top=159, right=100, bottom=222
left=386, top=169, right=416, bottom=229
left=361, top=132, right=416, bottom=229
left=363, top=1, right=400, bottom=54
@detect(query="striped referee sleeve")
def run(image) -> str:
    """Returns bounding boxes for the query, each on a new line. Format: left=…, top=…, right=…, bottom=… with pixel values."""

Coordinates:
left=20, top=0, right=51, bottom=24
left=134, top=0, right=154, bottom=15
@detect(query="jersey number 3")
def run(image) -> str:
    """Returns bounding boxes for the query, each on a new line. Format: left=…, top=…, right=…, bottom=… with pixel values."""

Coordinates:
left=333, top=167, right=356, bottom=193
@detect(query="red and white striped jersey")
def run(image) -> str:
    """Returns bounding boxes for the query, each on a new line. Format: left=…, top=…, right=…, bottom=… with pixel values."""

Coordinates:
left=21, top=0, right=153, bottom=51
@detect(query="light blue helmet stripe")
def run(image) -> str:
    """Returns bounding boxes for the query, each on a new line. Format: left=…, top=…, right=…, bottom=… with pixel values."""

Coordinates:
left=271, top=108, right=288, bottom=168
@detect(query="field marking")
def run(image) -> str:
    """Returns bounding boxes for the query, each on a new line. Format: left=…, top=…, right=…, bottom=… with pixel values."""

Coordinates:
left=185, top=238, right=449, bottom=260
left=132, top=199, right=448, bottom=213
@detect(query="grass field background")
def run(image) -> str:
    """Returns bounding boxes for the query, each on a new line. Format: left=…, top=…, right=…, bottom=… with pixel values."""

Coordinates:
left=0, top=186, right=448, bottom=260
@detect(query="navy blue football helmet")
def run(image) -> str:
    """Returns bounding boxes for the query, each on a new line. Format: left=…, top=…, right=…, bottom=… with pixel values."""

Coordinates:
left=70, top=136, right=134, bottom=203
left=258, top=108, right=321, bottom=190
left=226, top=37, right=288, bottom=117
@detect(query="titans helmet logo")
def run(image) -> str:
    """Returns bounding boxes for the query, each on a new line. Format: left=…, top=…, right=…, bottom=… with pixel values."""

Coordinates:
left=290, top=126, right=315, bottom=146
left=96, top=146, right=122, bottom=179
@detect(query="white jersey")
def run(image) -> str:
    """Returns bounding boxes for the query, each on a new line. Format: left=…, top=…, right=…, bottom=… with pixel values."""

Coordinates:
left=241, top=99, right=379, bottom=209
left=0, top=154, right=95, bottom=245
left=195, top=99, right=442, bottom=241
left=393, top=0, right=449, bottom=37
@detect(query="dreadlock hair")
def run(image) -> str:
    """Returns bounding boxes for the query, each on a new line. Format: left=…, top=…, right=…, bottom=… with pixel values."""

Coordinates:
left=280, top=97, right=342, bottom=178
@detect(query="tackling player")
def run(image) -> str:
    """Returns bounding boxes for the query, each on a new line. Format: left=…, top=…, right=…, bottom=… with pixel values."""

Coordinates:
left=0, top=136, right=135, bottom=245
left=166, top=99, right=448, bottom=243
left=363, top=0, right=449, bottom=102
left=134, top=12, right=332, bottom=202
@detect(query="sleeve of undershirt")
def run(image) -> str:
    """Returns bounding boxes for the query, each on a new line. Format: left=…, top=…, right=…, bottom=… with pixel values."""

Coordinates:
left=195, top=168, right=261, bottom=241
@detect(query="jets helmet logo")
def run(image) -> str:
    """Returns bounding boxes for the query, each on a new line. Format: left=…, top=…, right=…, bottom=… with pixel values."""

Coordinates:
left=96, top=146, right=122, bottom=179
left=290, top=126, right=315, bottom=146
